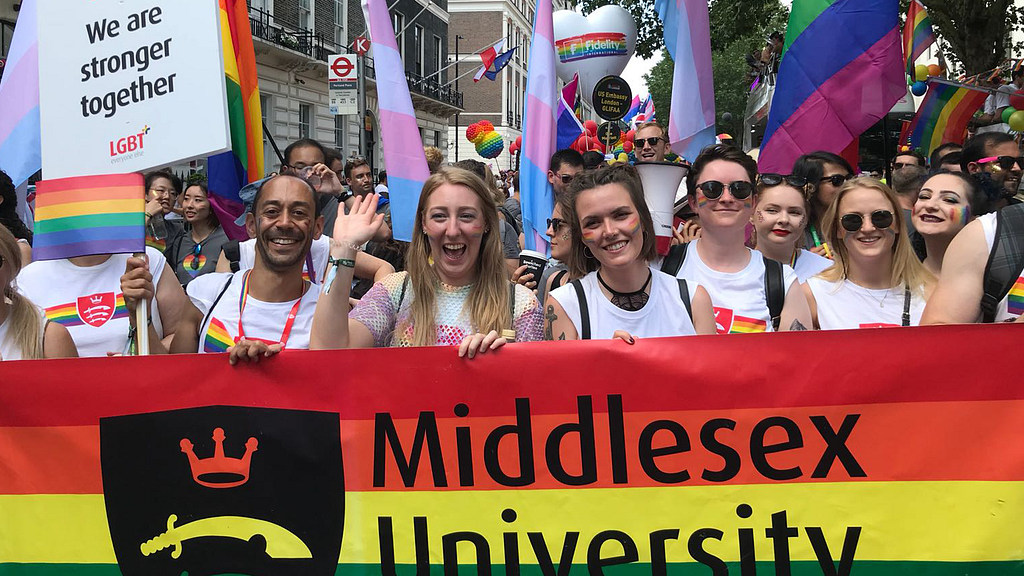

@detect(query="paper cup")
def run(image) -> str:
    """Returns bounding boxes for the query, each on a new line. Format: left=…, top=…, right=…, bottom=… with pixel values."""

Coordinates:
left=518, top=250, right=548, bottom=283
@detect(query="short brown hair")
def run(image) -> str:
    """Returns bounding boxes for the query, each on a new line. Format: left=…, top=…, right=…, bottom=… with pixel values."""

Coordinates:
left=687, top=143, right=757, bottom=196
left=344, top=157, right=369, bottom=179
left=563, top=164, right=657, bottom=278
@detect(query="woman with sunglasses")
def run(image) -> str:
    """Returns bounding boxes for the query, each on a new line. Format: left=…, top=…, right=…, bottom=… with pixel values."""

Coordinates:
left=803, top=177, right=934, bottom=329
left=166, top=182, right=229, bottom=286
left=534, top=199, right=575, bottom=304
left=546, top=165, right=716, bottom=341
left=911, top=171, right=987, bottom=277
left=791, top=151, right=855, bottom=258
left=665, top=145, right=811, bottom=333
left=751, top=173, right=833, bottom=282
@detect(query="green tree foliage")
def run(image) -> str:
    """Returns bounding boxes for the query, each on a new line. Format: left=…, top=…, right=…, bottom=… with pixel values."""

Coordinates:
left=912, top=0, right=1024, bottom=76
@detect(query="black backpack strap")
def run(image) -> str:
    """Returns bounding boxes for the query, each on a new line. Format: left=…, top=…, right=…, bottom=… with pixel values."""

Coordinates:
left=551, top=269, right=569, bottom=289
left=398, top=274, right=410, bottom=310
left=981, top=204, right=1024, bottom=322
left=223, top=240, right=241, bottom=273
left=200, top=274, right=235, bottom=342
left=677, top=279, right=693, bottom=321
left=763, top=256, right=785, bottom=331
left=570, top=279, right=591, bottom=340
left=660, top=242, right=689, bottom=276
left=902, top=285, right=912, bottom=327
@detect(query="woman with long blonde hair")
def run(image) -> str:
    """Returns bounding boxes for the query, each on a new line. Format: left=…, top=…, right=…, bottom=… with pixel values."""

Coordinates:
left=0, top=226, right=78, bottom=360
left=802, top=177, right=935, bottom=329
left=310, top=167, right=543, bottom=357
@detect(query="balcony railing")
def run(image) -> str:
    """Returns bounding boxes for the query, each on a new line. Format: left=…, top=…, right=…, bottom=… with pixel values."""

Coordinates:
left=506, top=110, right=521, bottom=130
left=247, top=5, right=463, bottom=109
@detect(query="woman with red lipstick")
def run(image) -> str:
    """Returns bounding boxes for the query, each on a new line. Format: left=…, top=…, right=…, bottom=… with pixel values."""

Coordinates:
left=803, top=177, right=935, bottom=329
left=544, top=165, right=717, bottom=340
left=310, top=167, right=543, bottom=357
left=751, top=174, right=832, bottom=282
left=911, top=171, right=986, bottom=277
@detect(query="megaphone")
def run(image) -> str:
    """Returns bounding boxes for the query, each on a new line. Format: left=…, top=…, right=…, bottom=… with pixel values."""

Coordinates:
left=634, top=161, right=688, bottom=255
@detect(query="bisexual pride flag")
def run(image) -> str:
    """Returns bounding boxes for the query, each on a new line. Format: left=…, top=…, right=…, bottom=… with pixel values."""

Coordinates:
left=32, top=174, right=145, bottom=261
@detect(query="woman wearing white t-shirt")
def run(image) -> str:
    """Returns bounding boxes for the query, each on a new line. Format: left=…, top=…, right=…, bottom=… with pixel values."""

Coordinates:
left=803, top=177, right=935, bottom=329
left=546, top=164, right=716, bottom=340
left=0, top=226, right=77, bottom=360
left=751, top=173, right=833, bottom=282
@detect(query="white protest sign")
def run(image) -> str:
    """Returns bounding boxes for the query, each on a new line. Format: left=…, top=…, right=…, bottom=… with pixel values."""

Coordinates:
left=328, top=54, right=358, bottom=116
left=38, top=0, right=230, bottom=178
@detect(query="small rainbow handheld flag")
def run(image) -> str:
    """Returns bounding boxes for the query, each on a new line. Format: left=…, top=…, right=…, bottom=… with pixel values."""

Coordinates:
left=903, top=0, right=936, bottom=77
left=905, top=79, right=989, bottom=155
left=32, top=174, right=145, bottom=261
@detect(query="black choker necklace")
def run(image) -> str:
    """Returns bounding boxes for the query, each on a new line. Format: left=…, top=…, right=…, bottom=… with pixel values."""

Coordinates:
left=597, top=270, right=652, bottom=311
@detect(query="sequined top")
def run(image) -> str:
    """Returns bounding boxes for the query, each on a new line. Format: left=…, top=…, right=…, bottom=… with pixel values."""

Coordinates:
left=349, top=272, right=544, bottom=347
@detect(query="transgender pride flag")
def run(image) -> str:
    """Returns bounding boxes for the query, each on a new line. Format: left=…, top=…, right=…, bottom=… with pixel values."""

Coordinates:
left=655, top=0, right=716, bottom=161
left=0, top=0, right=41, bottom=187
left=519, top=0, right=557, bottom=253
left=364, top=0, right=430, bottom=241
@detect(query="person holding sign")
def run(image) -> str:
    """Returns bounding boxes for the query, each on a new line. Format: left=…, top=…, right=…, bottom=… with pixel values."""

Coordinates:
left=0, top=227, right=78, bottom=360
left=121, top=174, right=323, bottom=363
left=545, top=164, right=716, bottom=341
left=310, top=168, right=543, bottom=357
left=803, top=177, right=934, bottom=329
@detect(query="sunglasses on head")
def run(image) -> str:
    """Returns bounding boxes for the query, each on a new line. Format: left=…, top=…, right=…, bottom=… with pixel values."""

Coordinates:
left=547, top=217, right=568, bottom=230
left=283, top=164, right=322, bottom=188
left=557, top=173, right=575, bottom=184
left=189, top=243, right=203, bottom=270
left=820, top=174, right=850, bottom=187
left=696, top=180, right=754, bottom=200
left=840, top=210, right=894, bottom=232
left=758, top=173, right=809, bottom=188
left=638, top=137, right=665, bottom=148
left=977, top=155, right=1024, bottom=171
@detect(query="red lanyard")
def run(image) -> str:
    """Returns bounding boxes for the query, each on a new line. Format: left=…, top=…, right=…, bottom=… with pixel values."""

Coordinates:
left=236, top=270, right=304, bottom=349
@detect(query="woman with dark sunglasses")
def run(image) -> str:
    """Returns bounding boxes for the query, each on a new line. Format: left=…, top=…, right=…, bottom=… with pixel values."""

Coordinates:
left=791, top=151, right=855, bottom=258
left=751, top=174, right=833, bottom=282
left=167, top=182, right=229, bottom=286
left=802, top=177, right=934, bottom=329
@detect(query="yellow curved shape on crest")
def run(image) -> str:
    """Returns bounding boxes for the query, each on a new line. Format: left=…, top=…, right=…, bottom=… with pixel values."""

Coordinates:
left=140, top=514, right=312, bottom=559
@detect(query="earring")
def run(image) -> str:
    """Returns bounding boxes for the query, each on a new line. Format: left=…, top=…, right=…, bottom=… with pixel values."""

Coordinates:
left=583, top=245, right=595, bottom=259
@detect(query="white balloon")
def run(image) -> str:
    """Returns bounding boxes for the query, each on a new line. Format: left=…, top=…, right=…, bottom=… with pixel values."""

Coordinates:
left=553, top=5, right=637, bottom=107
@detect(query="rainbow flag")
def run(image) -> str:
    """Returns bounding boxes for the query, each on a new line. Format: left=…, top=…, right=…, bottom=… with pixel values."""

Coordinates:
left=905, top=79, right=989, bottom=155
left=1008, top=277, right=1024, bottom=316
left=32, top=174, right=145, bottom=261
left=903, top=0, right=936, bottom=77
left=759, top=0, right=906, bottom=173
left=730, top=315, right=768, bottom=334
left=207, top=0, right=265, bottom=241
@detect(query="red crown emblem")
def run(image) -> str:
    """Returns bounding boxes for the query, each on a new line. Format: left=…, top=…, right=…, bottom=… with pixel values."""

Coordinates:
left=179, top=427, right=258, bottom=488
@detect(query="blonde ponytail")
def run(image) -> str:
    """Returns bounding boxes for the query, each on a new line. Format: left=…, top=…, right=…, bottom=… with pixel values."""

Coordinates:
left=1, top=226, right=44, bottom=359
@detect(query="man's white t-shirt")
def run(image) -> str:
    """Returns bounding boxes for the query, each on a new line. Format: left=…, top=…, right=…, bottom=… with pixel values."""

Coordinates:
left=186, top=270, right=320, bottom=353
left=16, top=247, right=167, bottom=357
left=672, top=240, right=798, bottom=333
left=806, top=276, right=926, bottom=329
left=549, top=267, right=698, bottom=339
left=238, top=236, right=331, bottom=284
left=979, top=211, right=1024, bottom=321
left=977, top=83, right=1017, bottom=134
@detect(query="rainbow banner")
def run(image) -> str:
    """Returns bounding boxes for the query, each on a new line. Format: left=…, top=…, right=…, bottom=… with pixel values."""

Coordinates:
left=32, top=174, right=145, bottom=261
left=207, top=0, right=265, bottom=241
left=903, top=0, right=936, bottom=77
left=905, top=79, right=989, bottom=155
left=2, top=325, right=1024, bottom=575
left=554, top=32, right=627, bottom=63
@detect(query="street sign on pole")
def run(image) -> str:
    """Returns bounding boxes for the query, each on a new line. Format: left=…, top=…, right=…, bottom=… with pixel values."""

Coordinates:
left=352, top=36, right=370, bottom=56
left=328, top=54, right=359, bottom=116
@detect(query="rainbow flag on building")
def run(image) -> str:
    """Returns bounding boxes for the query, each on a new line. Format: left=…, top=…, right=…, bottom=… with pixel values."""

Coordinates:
left=32, top=174, right=145, bottom=261
left=758, top=0, right=906, bottom=173
left=903, top=0, right=936, bottom=77
left=905, top=79, right=989, bottom=155
left=207, top=0, right=265, bottom=241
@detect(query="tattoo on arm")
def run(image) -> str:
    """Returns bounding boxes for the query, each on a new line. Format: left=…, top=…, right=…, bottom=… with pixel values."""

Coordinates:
left=558, top=333, right=565, bottom=340
left=789, top=319, right=808, bottom=331
left=545, top=305, right=557, bottom=341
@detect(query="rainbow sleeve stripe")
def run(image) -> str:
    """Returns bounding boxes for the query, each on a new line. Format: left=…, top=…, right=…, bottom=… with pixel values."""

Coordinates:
left=32, top=174, right=145, bottom=261
left=203, top=317, right=235, bottom=353
left=1008, top=277, right=1024, bottom=316
left=730, top=315, right=767, bottom=334
left=905, top=79, right=989, bottom=154
left=902, top=0, right=936, bottom=76
left=206, top=0, right=265, bottom=241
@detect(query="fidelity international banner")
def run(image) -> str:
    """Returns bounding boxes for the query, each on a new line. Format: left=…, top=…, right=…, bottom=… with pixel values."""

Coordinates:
left=1, top=324, right=1023, bottom=576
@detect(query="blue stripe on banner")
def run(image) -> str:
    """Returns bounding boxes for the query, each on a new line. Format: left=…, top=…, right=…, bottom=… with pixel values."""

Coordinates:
left=0, top=105, right=41, bottom=188
left=386, top=174, right=425, bottom=242
left=762, top=0, right=897, bottom=149
left=33, top=225, right=144, bottom=248
left=519, top=156, right=552, bottom=253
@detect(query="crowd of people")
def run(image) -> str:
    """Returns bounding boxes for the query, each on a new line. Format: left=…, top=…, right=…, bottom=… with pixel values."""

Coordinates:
left=0, top=122, right=1021, bottom=362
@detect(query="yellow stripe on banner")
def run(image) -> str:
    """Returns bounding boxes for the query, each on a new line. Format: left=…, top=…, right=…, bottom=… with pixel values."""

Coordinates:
left=3, top=483, right=1024, bottom=565
left=35, top=200, right=144, bottom=221
left=219, top=6, right=241, bottom=86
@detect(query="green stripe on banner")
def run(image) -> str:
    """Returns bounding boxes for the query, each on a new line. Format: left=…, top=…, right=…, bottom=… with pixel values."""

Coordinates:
left=782, top=0, right=837, bottom=56
left=33, top=213, right=142, bottom=234
left=3, top=561, right=1023, bottom=575
left=225, top=76, right=249, bottom=169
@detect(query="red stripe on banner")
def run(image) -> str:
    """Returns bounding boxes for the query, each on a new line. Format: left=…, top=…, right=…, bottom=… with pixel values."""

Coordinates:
left=34, top=174, right=143, bottom=194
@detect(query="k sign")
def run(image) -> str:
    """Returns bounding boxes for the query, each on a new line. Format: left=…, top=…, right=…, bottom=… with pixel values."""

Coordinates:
left=38, top=0, right=231, bottom=178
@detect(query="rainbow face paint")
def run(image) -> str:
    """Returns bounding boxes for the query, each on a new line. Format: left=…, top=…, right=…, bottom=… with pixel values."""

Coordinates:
left=581, top=229, right=600, bottom=243
left=626, top=216, right=641, bottom=236
left=696, top=192, right=710, bottom=208
left=950, top=205, right=971, bottom=227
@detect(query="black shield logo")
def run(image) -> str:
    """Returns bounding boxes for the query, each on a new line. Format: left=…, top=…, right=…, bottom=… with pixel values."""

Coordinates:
left=100, top=406, right=344, bottom=576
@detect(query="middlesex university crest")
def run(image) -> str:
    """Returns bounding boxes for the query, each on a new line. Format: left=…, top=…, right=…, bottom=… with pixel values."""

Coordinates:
left=77, top=292, right=116, bottom=327
left=99, top=406, right=344, bottom=576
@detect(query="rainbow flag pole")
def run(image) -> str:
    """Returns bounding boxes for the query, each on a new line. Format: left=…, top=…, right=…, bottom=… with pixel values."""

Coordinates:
left=905, top=79, right=989, bottom=155
left=903, top=0, right=936, bottom=78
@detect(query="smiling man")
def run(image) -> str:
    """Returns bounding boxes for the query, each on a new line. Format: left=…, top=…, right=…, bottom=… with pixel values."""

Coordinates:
left=634, top=122, right=669, bottom=162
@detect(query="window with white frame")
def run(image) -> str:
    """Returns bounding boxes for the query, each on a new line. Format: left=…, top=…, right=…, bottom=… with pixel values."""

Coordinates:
left=414, top=25, right=424, bottom=76
left=299, top=103, right=312, bottom=138
left=299, top=0, right=312, bottom=31
left=260, top=93, right=271, bottom=141
left=393, top=12, right=405, bottom=61
left=335, top=116, right=345, bottom=149
left=334, top=0, right=345, bottom=46
left=433, top=36, right=442, bottom=77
